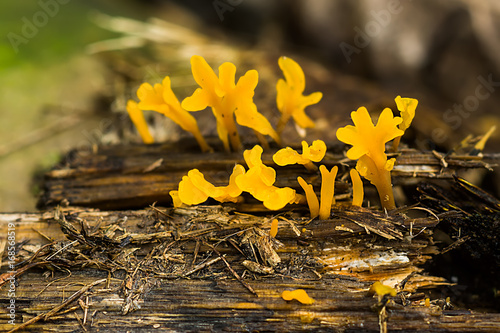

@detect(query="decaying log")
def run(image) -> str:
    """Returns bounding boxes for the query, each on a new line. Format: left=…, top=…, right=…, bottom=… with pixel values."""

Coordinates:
left=37, top=140, right=500, bottom=210
left=1, top=205, right=499, bottom=332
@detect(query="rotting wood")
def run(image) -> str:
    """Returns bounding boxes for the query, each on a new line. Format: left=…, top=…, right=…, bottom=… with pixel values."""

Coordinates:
left=1, top=205, right=499, bottom=332
left=37, top=142, right=500, bottom=210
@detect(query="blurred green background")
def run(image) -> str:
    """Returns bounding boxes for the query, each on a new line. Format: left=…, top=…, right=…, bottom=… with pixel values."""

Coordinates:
left=0, top=1, right=151, bottom=211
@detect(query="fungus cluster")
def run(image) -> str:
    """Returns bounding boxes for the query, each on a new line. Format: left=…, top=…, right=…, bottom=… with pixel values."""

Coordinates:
left=170, top=145, right=302, bottom=210
left=127, top=55, right=322, bottom=153
left=127, top=55, right=419, bottom=214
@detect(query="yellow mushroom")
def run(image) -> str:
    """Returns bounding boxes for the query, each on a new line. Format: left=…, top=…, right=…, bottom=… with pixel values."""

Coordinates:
left=126, top=100, right=154, bottom=144
left=276, top=56, right=323, bottom=135
left=174, top=165, right=245, bottom=206
left=273, top=140, right=327, bottom=171
left=350, top=169, right=364, bottom=207
left=369, top=281, right=397, bottom=297
left=281, top=289, right=315, bottom=305
left=336, top=106, right=403, bottom=210
left=235, top=145, right=298, bottom=210
left=392, top=96, right=418, bottom=151
left=270, top=219, right=279, bottom=238
left=297, top=177, right=319, bottom=218
left=182, top=55, right=279, bottom=152
left=319, top=165, right=338, bottom=220
left=135, top=76, right=211, bottom=152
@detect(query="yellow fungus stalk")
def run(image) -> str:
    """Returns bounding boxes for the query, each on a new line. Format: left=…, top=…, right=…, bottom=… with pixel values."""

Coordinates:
left=276, top=56, right=323, bottom=135
left=281, top=289, right=315, bottom=305
left=474, top=125, right=496, bottom=152
left=319, top=165, right=338, bottom=220
left=270, top=219, right=279, bottom=238
left=297, top=177, right=319, bottom=218
left=336, top=106, right=403, bottom=210
left=392, top=96, right=418, bottom=151
left=126, top=100, right=154, bottom=144
left=350, top=169, right=364, bottom=207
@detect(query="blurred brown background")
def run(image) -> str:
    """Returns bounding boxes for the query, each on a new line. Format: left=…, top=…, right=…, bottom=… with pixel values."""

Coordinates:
left=1, top=0, right=499, bottom=211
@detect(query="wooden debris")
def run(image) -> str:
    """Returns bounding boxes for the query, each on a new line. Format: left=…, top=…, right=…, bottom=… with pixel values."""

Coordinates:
left=37, top=143, right=500, bottom=210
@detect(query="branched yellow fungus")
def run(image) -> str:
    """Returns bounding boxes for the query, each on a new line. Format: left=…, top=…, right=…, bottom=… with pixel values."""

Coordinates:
left=131, top=76, right=211, bottom=152
left=474, top=125, right=496, bottom=152
left=297, top=177, right=319, bottom=218
left=392, top=96, right=418, bottom=151
left=273, top=140, right=327, bottom=171
left=319, top=165, right=338, bottom=220
left=276, top=56, right=323, bottom=135
left=126, top=100, right=154, bottom=144
left=350, top=169, right=364, bottom=207
left=171, top=165, right=245, bottom=207
left=182, top=55, right=279, bottom=152
left=281, top=289, right=315, bottom=305
left=336, top=107, right=403, bottom=210
left=235, top=145, right=298, bottom=210
left=368, top=281, right=397, bottom=297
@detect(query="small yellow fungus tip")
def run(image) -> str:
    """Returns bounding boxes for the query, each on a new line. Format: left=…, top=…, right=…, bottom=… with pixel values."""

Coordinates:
left=474, top=125, right=496, bottom=152
left=270, top=219, right=279, bottom=238
left=297, top=177, right=319, bottom=219
left=126, top=100, right=154, bottom=144
left=281, top=289, right=315, bottom=305
left=336, top=106, right=403, bottom=210
left=182, top=55, right=279, bottom=152
left=236, top=145, right=297, bottom=210
left=368, top=281, right=397, bottom=297
left=273, top=140, right=326, bottom=171
left=319, top=165, right=338, bottom=220
left=132, top=76, right=211, bottom=152
left=276, top=56, right=323, bottom=135
left=350, top=169, right=364, bottom=207
left=175, top=165, right=245, bottom=206
left=392, top=95, right=418, bottom=151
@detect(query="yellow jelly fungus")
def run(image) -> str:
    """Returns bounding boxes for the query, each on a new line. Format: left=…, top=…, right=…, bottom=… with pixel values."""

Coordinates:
left=368, top=281, right=397, bottom=297
left=336, top=107, right=403, bottom=210
left=281, top=289, right=315, bottom=305
left=270, top=219, right=279, bottom=238
left=392, top=96, right=418, bottom=151
left=350, top=169, right=364, bottom=207
left=126, top=100, right=154, bottom=144
left=182, top=55, right=279, bottom=152
left=276, top=56, right=323, bottom=135
left=174, top=165, right=245, bottom=206
left=134, top=76, right=211, bottom=152
left=235, top=145, right=297, bottom=210
left=169, top=190, right=183, bottom=208
left=474, top=125, right=496, bottom=152
left=297, top=177, right=319, bottom=219
left=273, top=140, right=327, bottom=171
left=319, top=165, right=338, bottom=220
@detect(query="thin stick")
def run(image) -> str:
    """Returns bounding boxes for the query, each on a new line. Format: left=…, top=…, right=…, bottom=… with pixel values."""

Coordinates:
left=205, top=242, right=257, bottom=296
left=8, top=278, right=106, bottom=333
left=183, top=256, right=222, bottom=277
